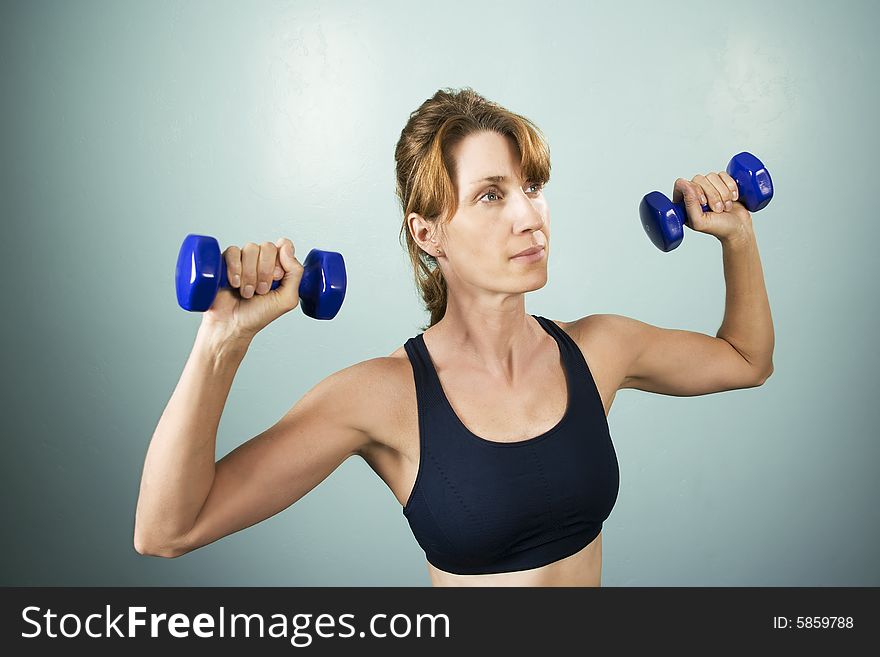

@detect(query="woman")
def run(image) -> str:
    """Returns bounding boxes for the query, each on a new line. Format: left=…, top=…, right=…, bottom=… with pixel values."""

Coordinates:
left=134, top=88, right=775, bottom=586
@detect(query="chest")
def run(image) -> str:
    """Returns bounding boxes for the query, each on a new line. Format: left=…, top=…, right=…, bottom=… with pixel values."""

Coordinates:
left=432, top=361, right=569, bottom=443
left=361, top=330, right=619, bottom=510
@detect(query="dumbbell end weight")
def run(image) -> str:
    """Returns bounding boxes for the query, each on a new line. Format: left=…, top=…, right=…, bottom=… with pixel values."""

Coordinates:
left=728, top=151, right=773, bottom=213
left=175, top=234, right=225, bottom=312
left=298, top=249, right=347, bottom=320
left=175, top=234, right=347, bottom=319
left=639, top=192, right=685, bottom=252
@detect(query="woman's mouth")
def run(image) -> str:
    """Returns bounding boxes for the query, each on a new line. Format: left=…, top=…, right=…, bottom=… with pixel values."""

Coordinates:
left=510, top=246, right=546, bottom=263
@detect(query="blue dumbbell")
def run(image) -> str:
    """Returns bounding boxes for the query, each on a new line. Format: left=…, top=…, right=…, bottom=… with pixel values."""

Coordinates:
left=639, top=151, right=774, bottom=252
left=175, top=234, right=346, bottom=320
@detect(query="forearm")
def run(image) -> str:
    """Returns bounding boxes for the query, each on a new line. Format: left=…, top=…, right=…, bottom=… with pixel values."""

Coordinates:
left=716, top=225, right=775, bottom=375
left=135, top=323, right=251, bottom=552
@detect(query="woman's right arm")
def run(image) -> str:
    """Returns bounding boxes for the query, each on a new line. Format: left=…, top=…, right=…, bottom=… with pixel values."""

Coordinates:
left=133, top=324, right=251, bottom=557
left=134, top=236, right=374, bottom=557
left=134, top=326, right=377, bottom=558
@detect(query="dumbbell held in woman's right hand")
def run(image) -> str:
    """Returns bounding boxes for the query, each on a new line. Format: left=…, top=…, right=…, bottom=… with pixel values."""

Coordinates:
left=175, top=234, right=346, bottom=320
left=639, top=151, right=774, bottom=252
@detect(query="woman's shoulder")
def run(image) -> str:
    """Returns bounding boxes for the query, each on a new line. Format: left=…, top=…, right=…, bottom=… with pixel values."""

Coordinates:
left=322, top=353, right=413, bottom=456
left=387, top=344, right=408, bottom=360
left=563, top=314, right=633, bottom=397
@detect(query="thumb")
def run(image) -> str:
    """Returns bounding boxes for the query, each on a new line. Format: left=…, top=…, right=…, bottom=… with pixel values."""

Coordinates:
left=272, top=238, right=304, bottom=310
left=274, top=238, right=298, bottom=274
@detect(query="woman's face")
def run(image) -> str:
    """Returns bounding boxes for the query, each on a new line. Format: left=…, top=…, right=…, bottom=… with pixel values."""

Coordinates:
left=415, top=130, right=550, bottom=297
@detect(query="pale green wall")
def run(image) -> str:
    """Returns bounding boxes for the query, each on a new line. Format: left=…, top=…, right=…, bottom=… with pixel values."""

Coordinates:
left=2, top=0, right=877, bottom=585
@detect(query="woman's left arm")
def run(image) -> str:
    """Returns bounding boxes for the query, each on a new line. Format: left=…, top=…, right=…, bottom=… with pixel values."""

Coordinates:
left=684, top=170, right=775, bottom=377
left=570, top=171, right=774, bottom=396
left=715, top=223, right=775, bottom=376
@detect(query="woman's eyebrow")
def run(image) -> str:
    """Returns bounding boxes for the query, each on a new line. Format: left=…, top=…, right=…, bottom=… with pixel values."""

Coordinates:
left=469, top=175, right=508, bottom=187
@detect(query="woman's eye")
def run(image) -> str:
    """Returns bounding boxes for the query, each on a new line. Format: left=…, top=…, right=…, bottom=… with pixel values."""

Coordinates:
left=479, top=182, right=543, bottom=204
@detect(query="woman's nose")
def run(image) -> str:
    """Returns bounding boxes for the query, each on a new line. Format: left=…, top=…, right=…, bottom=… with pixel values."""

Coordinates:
left=518, top=200, right=545, bottom=231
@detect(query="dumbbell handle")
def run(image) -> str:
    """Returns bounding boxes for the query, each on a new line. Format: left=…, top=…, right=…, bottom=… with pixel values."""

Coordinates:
left=670, top=199, right=727, bottom=223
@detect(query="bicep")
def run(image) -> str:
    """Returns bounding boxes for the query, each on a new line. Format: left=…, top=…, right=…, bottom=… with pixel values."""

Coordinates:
left=180, top=362, right=377, bottom=554
left=579, top=314, right=766, bottom=397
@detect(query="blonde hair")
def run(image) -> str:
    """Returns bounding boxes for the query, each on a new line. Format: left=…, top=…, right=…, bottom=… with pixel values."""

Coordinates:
left=394, top=87, right=552, bottom=331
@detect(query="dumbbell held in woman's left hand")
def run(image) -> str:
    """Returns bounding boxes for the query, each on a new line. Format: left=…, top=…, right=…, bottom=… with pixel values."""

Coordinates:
left=639, top=151, right=773, bottom=252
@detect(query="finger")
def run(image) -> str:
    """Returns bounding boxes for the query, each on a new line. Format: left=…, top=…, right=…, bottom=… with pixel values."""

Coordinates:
left=706, top=172, right=732, bottom=211
left=240, top=242, right=259, bottom=299
left=256, top=241, right=278, bottom=294
left=693, top=174, right=724, bottom=213
left=719, top=171, right=739, bottom=202
left=223, top=245, right=242, bottom=288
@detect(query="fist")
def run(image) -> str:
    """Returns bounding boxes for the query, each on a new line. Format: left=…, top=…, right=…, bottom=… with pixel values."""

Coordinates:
left=672, top=171, right=752, bottom=242
left=202, top=237, right=305, bottom=341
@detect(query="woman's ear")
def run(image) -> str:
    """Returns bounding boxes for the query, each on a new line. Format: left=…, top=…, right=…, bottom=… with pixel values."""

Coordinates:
left=409, top=212, right=439, bottom=256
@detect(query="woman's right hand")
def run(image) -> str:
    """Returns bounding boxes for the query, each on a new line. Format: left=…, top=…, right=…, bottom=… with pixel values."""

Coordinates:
left=200, top=237, right=305, bottom=342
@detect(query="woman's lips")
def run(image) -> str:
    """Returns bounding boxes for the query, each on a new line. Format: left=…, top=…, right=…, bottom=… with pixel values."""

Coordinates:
left=510, top=246, right=546, bottom=262
left=511, top=245, right=544, bottom=258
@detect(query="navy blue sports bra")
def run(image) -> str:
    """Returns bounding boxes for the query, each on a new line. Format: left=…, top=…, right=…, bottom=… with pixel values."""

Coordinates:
left=401, top=314, right=619, bottom=575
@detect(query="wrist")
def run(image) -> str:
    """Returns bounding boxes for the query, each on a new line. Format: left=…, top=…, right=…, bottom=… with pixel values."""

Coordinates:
left=720, top=222, right=755, bottom=249
left=196, top=321, right=253, bottom=360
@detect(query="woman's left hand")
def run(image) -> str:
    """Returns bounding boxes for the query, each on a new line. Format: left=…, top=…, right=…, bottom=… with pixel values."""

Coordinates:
left=672, top=171, right=753, bottom=243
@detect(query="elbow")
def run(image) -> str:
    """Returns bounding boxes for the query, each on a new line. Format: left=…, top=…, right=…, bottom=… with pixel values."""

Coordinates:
left=133, top=532, right=190, bottom=559
left=754, top=363, right=774, bottom=386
